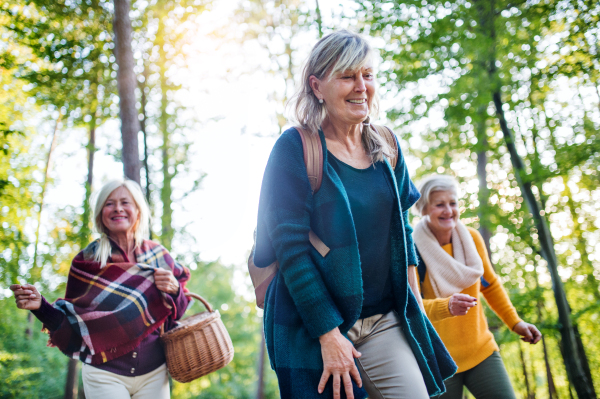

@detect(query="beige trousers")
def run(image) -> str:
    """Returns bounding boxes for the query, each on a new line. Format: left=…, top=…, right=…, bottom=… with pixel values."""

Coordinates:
left=348, top=311, right=429, bottom=399
left=82, top=363, right=170, bottom=399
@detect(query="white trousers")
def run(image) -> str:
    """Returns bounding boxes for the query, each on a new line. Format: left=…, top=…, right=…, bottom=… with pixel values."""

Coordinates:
left=82, top=363, right=170, bottom=399
left=348, top=311, right=430, bottom=399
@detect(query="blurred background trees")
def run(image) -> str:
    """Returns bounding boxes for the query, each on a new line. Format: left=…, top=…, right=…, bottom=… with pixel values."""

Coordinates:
left=1, top=0, right=599, bottom=398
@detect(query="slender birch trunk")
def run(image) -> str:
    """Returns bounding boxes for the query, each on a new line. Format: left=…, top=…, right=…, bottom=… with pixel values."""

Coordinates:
left=315, top=0, right=323, bottom=38
left=157, top=18, right=173, bottom=250
left=28, top=115, right=61, bottom=338
left=140, top=65, right=151, bottom=207
left=139, top=65, right=153, bottom=240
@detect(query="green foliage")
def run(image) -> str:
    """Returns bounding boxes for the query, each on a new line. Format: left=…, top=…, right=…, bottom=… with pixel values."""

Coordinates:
left=0, top=298, right=68, bottom=398
left=0, top=0, right=116, bottom=122
left=0, top=33, right=39, bottom=286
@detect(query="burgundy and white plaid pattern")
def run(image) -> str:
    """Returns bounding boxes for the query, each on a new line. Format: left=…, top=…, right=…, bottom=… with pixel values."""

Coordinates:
left=46, top=239, right=190, bottom=365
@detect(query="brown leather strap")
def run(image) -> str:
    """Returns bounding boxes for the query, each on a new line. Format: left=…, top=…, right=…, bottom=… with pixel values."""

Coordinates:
left=309, top=230, right=330, bottom=257
left=159, top=292, right=213, bottom=336
left=373, top=124, right=398, bottom=169
left=295, top=126, right=323, bottom=194
left=295, top=126, right=329, bottom=257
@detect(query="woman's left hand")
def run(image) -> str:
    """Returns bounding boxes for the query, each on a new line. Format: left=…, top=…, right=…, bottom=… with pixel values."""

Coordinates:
left=154, top=268, right=179, bottom=295
left=318, top=327, right=362, bottom=399
left=513, top=321, right=542, bottom=344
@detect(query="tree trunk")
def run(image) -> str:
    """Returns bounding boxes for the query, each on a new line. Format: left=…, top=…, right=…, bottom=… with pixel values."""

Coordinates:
left=315, top=0, right=323, bottom=38
left=80, top=109, right=96, bottom=246
left=256, top=329, right=266, bottom=399
left=534, top=267, right=558, bottom=399
left=574, top=324, right=596, bottom=395
left=492, top=91, right=596, bottom=399
left=542, top=335, right=558, bottom=399
left=158, top=19, right=173, bottom=250
left=594, top=84, right=600, bottom=115
left=29, top=115, right=61, bottom=338
left=530, top=346, right=538, bottom=398
left=64, top=358, right=79, bottom=399
left=113, top=0, right=140, bottom=183
left=520, top=341, right=534, bottom=399
left=475, top=107, right=493, bottom=263
left=32, top=116, right=61, bottom=272
left=139, top=64, right=153, bottom=239
left=140, top=65, right=151, bottom=208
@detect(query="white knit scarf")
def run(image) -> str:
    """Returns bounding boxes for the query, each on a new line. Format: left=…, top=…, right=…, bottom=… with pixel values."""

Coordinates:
left=413, top=218, right=483, bottom=298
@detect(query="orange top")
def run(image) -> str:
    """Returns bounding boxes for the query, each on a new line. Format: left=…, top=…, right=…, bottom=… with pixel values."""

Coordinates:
left=416, top=227, right=522, bottom=372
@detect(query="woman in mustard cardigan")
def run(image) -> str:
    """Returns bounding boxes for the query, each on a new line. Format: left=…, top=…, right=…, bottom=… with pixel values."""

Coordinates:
left=413, top=174, right=541, bottom=399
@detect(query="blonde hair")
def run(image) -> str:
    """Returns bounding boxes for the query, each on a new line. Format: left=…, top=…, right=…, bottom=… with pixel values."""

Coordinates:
left=414, top=174, right=459, bottom=216
left=290, top=30, right=393, bottom=163
left=91, top=179, right=150, bottom=267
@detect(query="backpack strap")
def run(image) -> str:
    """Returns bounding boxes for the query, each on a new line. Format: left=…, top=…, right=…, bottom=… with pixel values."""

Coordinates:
left=294, top=126, right=329, bottom=257
left=295, top=126, right=323, bottom=193
left=372, top=124, right=398, bottom=170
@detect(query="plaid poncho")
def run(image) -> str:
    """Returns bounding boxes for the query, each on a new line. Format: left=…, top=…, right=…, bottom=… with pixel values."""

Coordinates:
left=47, top=239, right=190, bottom=365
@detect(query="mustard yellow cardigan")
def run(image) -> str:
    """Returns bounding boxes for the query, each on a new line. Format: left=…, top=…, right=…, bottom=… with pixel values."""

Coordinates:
left=416, top=227, right=522, bottom=372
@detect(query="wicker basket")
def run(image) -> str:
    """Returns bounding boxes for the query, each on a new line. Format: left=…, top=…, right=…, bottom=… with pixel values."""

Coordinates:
left=161, top=293, right=234, bottom=383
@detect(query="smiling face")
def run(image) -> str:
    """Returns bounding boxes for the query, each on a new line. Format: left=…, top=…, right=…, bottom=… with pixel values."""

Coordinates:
left=422, top=190, right=459, bottom=236
left=310, top=62, right=376, bottom=125
left=101, top=186, right=140, bottom=237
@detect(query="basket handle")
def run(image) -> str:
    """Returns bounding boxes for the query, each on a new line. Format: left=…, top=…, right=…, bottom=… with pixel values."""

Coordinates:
left=185, top=292, right=214, bottom=313
left=159, top=292, right=214, bottom=337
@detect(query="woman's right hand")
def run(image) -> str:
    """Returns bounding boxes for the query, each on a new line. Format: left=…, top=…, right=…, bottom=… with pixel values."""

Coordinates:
left=318, top=327, right=362, bottom=399
left=10, top=284, right=42, bottom=311
left=448, top=293, right=477, bottom=316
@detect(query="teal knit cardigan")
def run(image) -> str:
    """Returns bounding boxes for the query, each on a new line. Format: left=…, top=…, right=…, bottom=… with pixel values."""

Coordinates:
left=254, top=128, right=456, bottom=399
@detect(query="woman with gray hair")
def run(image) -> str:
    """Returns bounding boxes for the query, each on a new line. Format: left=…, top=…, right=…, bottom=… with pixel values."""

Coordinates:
left=253, top=30, right=456, bottom=399
left=10, top=179, right=190, bottom=399
left=412, top=174, right=541, bottom=399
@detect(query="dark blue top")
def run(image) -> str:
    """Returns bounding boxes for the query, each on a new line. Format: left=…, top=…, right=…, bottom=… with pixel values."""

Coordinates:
left=328, top=152, right=396, bottom=319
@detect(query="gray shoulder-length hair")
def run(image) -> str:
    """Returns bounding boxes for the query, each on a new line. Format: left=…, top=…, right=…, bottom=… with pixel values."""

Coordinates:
left=290, top=30, right=394, bottom=163
left=414, top=174, right=459, bottom=216
left=91, top=179, right=150, bottom=267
